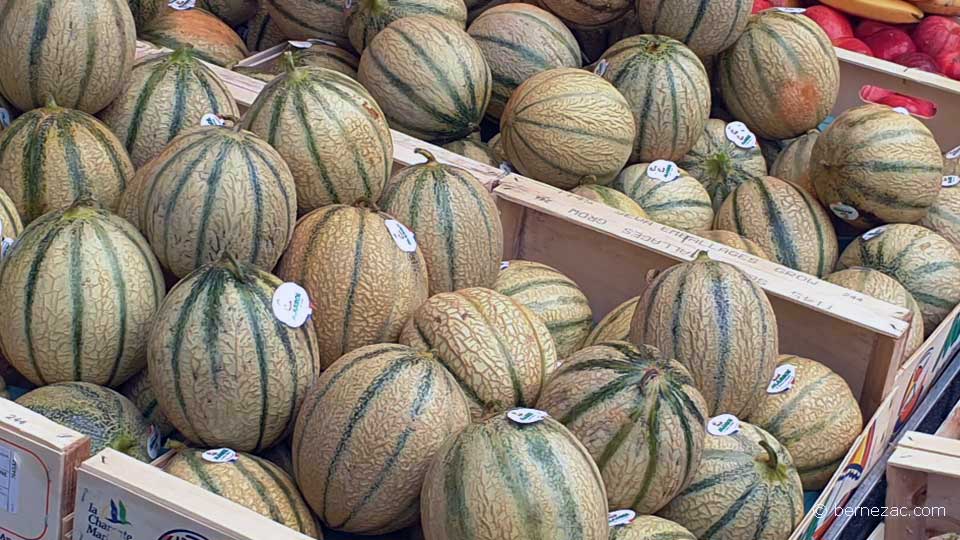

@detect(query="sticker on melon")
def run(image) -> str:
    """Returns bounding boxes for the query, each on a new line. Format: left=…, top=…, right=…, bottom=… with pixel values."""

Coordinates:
left=272, top=283, right=313, bottom=328
left=0, top=238, right=13, bottom=259
left=647, top=160, right=680, bottom=183
left=168, top=0, right=195, bottom=9
left=0, top=108, right=9, bottom=129
left=773, top=6, right=806, bottom=13
left=725, top=121, right=757, bottom=149
left=593, top=59, right=610, bottom=77
left=766, top=364, right=797, bottom=394
left=829, top=202, right=859, bottom=221
left=945, top=176, right=960, bottom=188
left=288, top=40, right=314, bottom=49
left=506, top=408, right=549, bottom=425
left=500, top=261, right=510, bottom=270
left=892, top=107, right=911, bottom=116
left=200, top=114, right=226, bottom=127
left=147, top=425, right=162, bottom=460
left=608, top=509, right=637, bottom=528
left=862, top=226, right=888, bottom=242
left=707, top=414, right=740, bottom=436
left=384, top=219, right=417, bottom=252
left=948, top=145, right=960, bottom=160
left=202, top=448, right=238, bottom=463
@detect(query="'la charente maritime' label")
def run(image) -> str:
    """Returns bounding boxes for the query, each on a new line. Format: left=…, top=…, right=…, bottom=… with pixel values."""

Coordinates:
left=707, top=414, right=740, bottom=436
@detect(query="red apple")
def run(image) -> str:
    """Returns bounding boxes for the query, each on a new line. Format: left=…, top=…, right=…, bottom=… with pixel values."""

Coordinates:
left=833, top=37, right=875, bottom=56
left=894, top=52, right=942, bottom=73
left=855, top=20, right=897, bottom=39
left=913, top=16, right=960, bottom=57
left=805, top=5, right=854, bottom=41
left=752, top=0, right=773, bottom=13
left=863, top=28, right=917, bottom=61
left=938, top=51, right=960, bottom=79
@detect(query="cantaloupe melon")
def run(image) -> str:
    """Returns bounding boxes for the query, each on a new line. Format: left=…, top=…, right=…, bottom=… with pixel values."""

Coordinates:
left=141, top=9, right=249, bottom=67
left=697, top=230, right=770, bottom=260
left=610, top=516, right=696, bottom=540
left=539, top=341, right=708, bottom=513
left=572, top=185, right=648, bottom=218
left=921, top=182, right=960, bottom=252
left=678, top=119, right=767, bottom=210
left=148, top=256, right=320, bottom=452
left=348, top=0, right=468, bottom=52
left=236, top=43, right=360, bottom=81
left=811, top=104, right=944, bottom=230
left=128, top=0, right=169, bottom=29
left=583, top=296, right=638, bottom=347
left=293, top=344, right=471, bottom=534
left=245, top=6, right=289, bottom=52
left=500, top=67, right=635, bottom=189
left=613, top=163, right=714, bottom=231
left=399, top=287, right=557, bottom=419
left=630, top=252, right=779, bottom=416
left=633, top=0, right=752, bottom=57
left=359, top=15, right=491, bottom=144
left=770, top=130, right=819, bottom=196
left=599, top=35, right=711, bottom=163
left=278, top=204, right=430, bottom=365
left=120, top=368, right=175, bottom=437
left=0, top=0, right=136, bottom=114
left=421, top=412, right=609, bottom=540
left=748, top=355, right=862, bottom=491
left=0, top=187, right=23, bottom=242
left=0, top=200, right=165, bottom=388
left=539, top=0, right=630, bottom=28
left=243, top=54, right=392, bottom=214
left=441, top=133, right=499, bottom=166
left=200, top=0, right=259, bottom=25
left=265, top=0, right=350, bottom=46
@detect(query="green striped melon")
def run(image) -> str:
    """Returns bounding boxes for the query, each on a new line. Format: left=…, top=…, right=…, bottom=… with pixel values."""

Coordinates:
left=583, top=295, right=638, bottom=347
left=539, top=341, right=708, bottom=513
left=244, top=6, right=290, bottom=52
left=127, top=0, right=168, bottom=28
left=359, top=15, right=491, bottom=144
left=277, top=204, right=430, bottom=366
left=493, top=260, right=592, bottom=358
left=0, top=200, right=165, bottom=387
left=120, top=368, right=175, bottom=437
left=715, top=175, right=838, bottom=277
left=598, top=35, right=711, bottom=163
left=236, top=43, right=360, bottom=81
left=148, top=256, right=320, bottom=452
left=468, top=4, right=582, bottom=121
left=633, top=0, right=751, bottom=58
left=612, top=163, right=714, bottom=231
left=678, top=119, right=767, bottom=210
left=630, top=252, right=778, bottom=416
left=539, top=0, right=630, bottom=28
left=770, top=129, right=819, bottom=196
left=811, top=105, right=944, bottom=230
left=0, top=0, right=136, bottom=114
left=0, top=186, right=23, bottom=241
left=571, top=185, right=648, bottom=218
left=658, top=422, right=804, bottom=540
left=243, top=55, right=392, bottom=214
left=380, top=149, right=503, bottom=294
left=421, top=412, right=609, bottom=540
left=99, top=48, right=240, bottom=169
left=441, top=133, right=498, bottom=166
left=718, top=11, right=839, bottom=140
left=399, top=287, right=558, bottom=419
left=141, top=9, right=249, bottom=67
left=138, top=125, right=297, bottom=278
left=500, top=67, right=635, bottom=189
left=747, top=355, right=862, bottom=491
left=164, top=449, right=318, bottom=536
left=825, top=267, right=924, bottom=359
left=610, top=515, right=696, bottom=540
left=293, top=344, right=471, bottom=534
left=260, top=439, right=295, bottom=478
left=837, top=224, right=960, bottom=332
left=697, top=230, right=770, bottom=260
left=266, top=0, right=351, bottom=46
left=17, top=382, right=152, bottom=461
left=0, top=101, right=134, bottom=224
left=921, top=183, right=960, bottom=252
left=348, top=0, right=468, bottom=52
left=199, top=0, right=259, bottom=25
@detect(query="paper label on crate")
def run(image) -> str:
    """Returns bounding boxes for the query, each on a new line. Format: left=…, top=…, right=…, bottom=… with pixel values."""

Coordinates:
left=147, top=425, right=161, bottom=460
left=200, top=113, right=225, bottom=127
left=774, top=6, right=806, bottom=13
left=272, top=282, right=312, bottom=328
left=507, top=408, right=549, bottom=425
left=944, top=175, right=960, bottom=188
left=168, top=0, right=196, bottom=9
left=202, top=448, right=238, bottom=463
left=500, top=261, right=510, bottom=270
left=725, top=121, right=757, bottom=149
left=829, top=202, right=859, bottom=221
left=289, top=40, right=314, bottom=49
left=707, top=414, right=741, bottom=436
left=0, top=108, right=10, bottom=129
left=766, top=364, right=797, bottom=394
left=608, top=510, right=636, bottom=527
left=862, top=226, right=887, bottom=242
left=947, top=145, right=960, bottom=160
left=647, top=160, right=680, bottom=183
left=385, top=219, right=417, bottom=252
left=892, top=107, right=911, bottom=116
left=0, top=443, right=19, bottom=513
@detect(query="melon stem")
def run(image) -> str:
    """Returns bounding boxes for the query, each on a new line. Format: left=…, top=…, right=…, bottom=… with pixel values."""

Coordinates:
left=353, top=198, right=382, bottom=213
left=707, top=153, right=732, bottom=178
left=44, top=96, right=59, bottom=109
left=281, top=51, right=299, bottom=75
left=169, top=46, right=195, bottom=63
left=218, top=252, right=250, bottom=283
left=758, top=439, right=788, bottom=481
left=111, top=435, right=139, bottom=457
left=364, top=0, right=390, bottom=15
left=415, top=148, right=438, bottom=165
left=693, top=251, right=711, bottom=262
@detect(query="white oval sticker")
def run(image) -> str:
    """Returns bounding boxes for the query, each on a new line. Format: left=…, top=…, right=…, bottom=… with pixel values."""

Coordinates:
left=829, top=202, right=860, bottom=221
left=608, top=509, right=637, bottom=527
left=147, top=425, right=161, bottom=460
left=594, top=59, right=610, bottom=77
left=288, top=40, right=314, bottom=49
left=947, top=145, right=960, bottom=160
left=499, top=162, right=515, bottom=174
left=0, top=238, right=14, bottom=259
left=647, top=160, right=680, bottom=183
left=892, top=107, right=911, bottom=116
left=944, top=175, right=960, bottom=188
left=767, top=364, right=797, bottom=394
left=862, top=226, right=887, bottom=242
left=385, top=219, right=417, bottom=252
left=168, top=0, right=195, bottom=9
left=0, top=108, right=10, bottom=128
left=725, top=121, right=757, bottom=149
left=774, top=6, right=806, bottom=13
left=500, top=261, right=511, bottom=270
left=202, top=448, right=238, bottom=463
left=507, top=408, right=549, bottom=425
left=707, top=414, right=741, bottom=437
left=272, top=282, right=313, bottom=328
left=200, top=113, right=225, bottom=127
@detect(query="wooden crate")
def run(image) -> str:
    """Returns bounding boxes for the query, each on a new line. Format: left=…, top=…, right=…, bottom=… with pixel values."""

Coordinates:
left=885, top=432, right=960, bottom=540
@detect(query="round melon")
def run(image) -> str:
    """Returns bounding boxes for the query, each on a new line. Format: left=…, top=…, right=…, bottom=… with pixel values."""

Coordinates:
left=348, top=0, right=468, bottom=52
left=293, top=344, right=471, bottom=534
left=630, top=252, right=779, bottom=417
left=698, top=230, right=770, bottom=260
left=358, top=15, right=491, bottom=144
left=245, top=6, right=290, bottom=52
left=718, top=10, right=839, bottom=140
left=164, top=449, right=318, bottom=536
left=921, top=182, right=960, bottom=252
left=141, top=9, right=249, bottom=67
left=236, top=43, right=360, bottom=81
left=266, top=0, right=351, bottom=46
left=0, top=200, right=165, bottom=387
left=399, top=287, right=557, bottom=419
left=610, top=516, right=696, bottom=540
left=0, top=101, right=134, bottom=224
left=17, top=382, right=152, bottom=461
left=571, top=185, right=648, bottom=218
left=825, top=267, right=924, bottom=358
left=148, top=256, right=320, bottom=452
left=770, top=129, right=819, bottom=196
left=837, top=224, right=960, bottom=332
left=243, top=55, right=392, bottom=214
left=539, top=341, right=708, bottom=514
left=128, top=0, right=169, bottom=28
left=421, top=412, right=609, bottom=540
left=277, top=204, right=430, bottom=366
left=380, top=149, right=503, bottom=295
left=200, top=0, right=259, bottom=25
left=493, top=260, right=592, bottom=358
left=633, top=0, right=752, bottom=58
left=500, top=67, right=635, bottom=189
left=468, top=4, right=582, bottom=120
left=120, top=368, right=175, bottom=437
left=583, top=296, right=638, bottom=347
left=612, top=163, right=714, bottom=231
left=811, top=105, right=944, bottom=230
left=99, top=48, right=240, bottom=169
left=747, top=355, right=862, bottom=491
left=441, top=134, right=499, bottom=166
left=137, top=125, right=297, bottom=278
left=539, top=0, right=630, bottom=28
left=678, top=119, right=767, bottom=210
left=0, top=0, right=136, bottom=114
left=715, top=175, right=838, bottom=277
left=598, top=35, right=711, bottom=163
left=658, top=422, right=804, bottom=540
left=0, top=187, right=23, bottom=242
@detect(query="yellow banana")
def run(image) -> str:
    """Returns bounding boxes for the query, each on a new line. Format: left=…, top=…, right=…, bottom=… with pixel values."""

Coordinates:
left=820, top=0, right=925, bottom=23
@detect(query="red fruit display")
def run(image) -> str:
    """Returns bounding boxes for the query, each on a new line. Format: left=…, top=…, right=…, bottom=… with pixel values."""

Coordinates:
left=855, top=20, right=897, bottom=39
left=913, top=16, right=960, bottom=58
left=753, top=0, right=773, bottom=13
left=834, top=36, right=875, bottom=56
left=805, top=5, right=855, bottom=41
left=863, top=28, right=917, bottom=61
left=894, top=51, right=941, bottom=72
left=938, top=51, right=960, bottom=79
